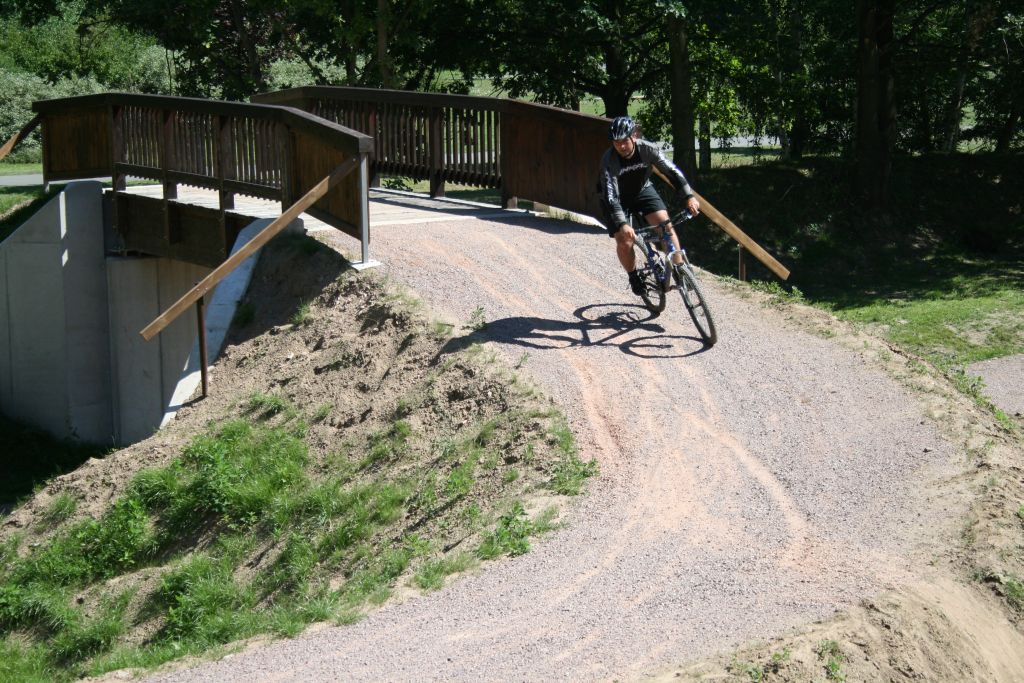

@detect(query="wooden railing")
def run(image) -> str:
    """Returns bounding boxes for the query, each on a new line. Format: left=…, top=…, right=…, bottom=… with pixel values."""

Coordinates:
left=254, top=86, right=789, bottom=280
left=30, top=93, right=374, bottom=267
left=253, top=87, right=610, bottom=218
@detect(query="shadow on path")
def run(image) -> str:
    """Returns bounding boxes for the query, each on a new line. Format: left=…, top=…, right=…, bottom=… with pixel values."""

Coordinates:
left=440, top=302, right=711, bottom=359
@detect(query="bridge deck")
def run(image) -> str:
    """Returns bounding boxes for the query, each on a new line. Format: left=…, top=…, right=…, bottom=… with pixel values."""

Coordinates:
left=121, top=184, right=526, bottom=233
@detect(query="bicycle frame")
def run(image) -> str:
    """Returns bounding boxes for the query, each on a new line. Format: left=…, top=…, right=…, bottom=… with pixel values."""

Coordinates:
left=632, top=210, right=693, bottom=291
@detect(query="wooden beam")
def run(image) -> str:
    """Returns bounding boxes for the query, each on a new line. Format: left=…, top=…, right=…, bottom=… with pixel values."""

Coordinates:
left=140, top=155, right=360, bottom=341
left=692, top=191, right=790, bottom=281
left=651, top=166, right=790, bottom=281
left=0, top=114, right=41, bottom=162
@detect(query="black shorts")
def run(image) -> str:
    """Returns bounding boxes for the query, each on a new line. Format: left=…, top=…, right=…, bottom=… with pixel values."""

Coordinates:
left=607, top=184, right=666, bottom=237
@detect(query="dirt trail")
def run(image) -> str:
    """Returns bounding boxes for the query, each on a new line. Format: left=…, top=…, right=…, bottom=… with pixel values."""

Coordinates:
left=150, top=206, right=966, bottom=681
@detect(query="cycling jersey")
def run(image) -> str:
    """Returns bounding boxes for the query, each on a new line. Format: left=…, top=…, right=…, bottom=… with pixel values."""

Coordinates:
left=598, top=139, right=694, bottom=230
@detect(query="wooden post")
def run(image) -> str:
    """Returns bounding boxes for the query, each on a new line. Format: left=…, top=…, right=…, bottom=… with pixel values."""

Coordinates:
left=429, top=106, right=445, bottom=198
left=161, top=109, right=179, bottom=244
left=499, top=110, right=517, bottom=209
left=110, top=107, right=126, bottom=238
left=197, top=295, right=209, bottom=398
left=738, top=245, right=748, bottom=281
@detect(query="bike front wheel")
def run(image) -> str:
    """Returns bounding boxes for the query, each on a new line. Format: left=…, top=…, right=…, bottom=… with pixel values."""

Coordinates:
left=632, top=239, right=666, bottom=314
left=672, top=262, right=717, bottom=346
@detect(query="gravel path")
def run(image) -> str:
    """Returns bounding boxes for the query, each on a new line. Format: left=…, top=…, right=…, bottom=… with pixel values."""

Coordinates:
left=150, top=206, right=959, bottom=682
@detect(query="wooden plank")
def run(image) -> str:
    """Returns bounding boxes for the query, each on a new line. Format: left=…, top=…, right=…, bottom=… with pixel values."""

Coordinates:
left=141, top=155, right=361, bottom=341
left=693, top=191, right=790, bottom=280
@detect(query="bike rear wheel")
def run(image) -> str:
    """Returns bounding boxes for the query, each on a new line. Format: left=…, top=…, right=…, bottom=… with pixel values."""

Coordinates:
left=632, top=239, right=666, bottom=314
left=672, top=262, right=717, bottom=345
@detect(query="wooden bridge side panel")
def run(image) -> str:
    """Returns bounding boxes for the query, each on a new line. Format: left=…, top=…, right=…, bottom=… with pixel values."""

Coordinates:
left=292, top=131, right=362, bottom=239
left=116, top=194, right=230, bottom=268
left=43, top=109, right=111, bottom=180
left=502, top=104, right=607, bottom=218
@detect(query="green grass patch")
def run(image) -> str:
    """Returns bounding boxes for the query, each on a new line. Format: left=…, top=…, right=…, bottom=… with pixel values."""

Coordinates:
left=413, top=552, right=477, bottom=591
left=0, top=185, right=53, bottom=243
left=0, top=162, right=43, bottom=176
left=476, top=502, right=556, bottom=559
left=686, top=153, right=1023, bottom=414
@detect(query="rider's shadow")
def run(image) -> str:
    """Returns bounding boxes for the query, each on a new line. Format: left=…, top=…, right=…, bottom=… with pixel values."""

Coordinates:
left=439, top=303, right=710, bottom=359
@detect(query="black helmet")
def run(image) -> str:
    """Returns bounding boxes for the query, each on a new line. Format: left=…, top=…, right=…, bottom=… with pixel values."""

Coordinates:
left=608, top=116, right=636, bottom=141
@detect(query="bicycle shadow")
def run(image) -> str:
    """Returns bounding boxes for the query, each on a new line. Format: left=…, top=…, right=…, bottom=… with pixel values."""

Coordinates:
left=439, top=302, right=712, bottom=359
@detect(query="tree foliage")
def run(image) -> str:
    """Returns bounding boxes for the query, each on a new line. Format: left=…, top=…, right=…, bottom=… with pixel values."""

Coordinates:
left=3, top=0, right=1020, bottom=207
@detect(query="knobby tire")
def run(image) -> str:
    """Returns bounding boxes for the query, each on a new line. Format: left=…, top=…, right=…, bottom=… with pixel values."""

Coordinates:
left=673, top=262, right=717, bottom=346
left=632, top=237, right=666, bottom=314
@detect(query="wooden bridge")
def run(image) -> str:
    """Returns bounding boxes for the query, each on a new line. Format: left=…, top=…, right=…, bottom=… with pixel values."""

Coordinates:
left=5, top=87, right=787, bottom=348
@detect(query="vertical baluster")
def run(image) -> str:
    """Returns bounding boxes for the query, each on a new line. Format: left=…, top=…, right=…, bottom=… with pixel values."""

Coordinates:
left=484, top=109, right=491, bottom=182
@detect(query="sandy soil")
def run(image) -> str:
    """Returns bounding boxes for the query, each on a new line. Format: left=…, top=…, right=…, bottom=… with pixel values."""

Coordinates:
left=968, top=354, right=1024, bottom=418
left=129, top=199, right=1024, bottom=683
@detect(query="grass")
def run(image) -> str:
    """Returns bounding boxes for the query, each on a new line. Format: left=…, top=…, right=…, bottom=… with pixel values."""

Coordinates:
left=0, top=186, right=54, bottom=243
left=0, top=162, right=42, bottom=176
left=685, top=152, right=1023, bottom=414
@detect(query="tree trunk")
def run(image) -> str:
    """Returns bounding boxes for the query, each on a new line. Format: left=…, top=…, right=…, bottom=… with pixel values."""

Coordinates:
left=995, top=102, right=1021, bottom=153
left=376, top=0, right=396, bottom=88
left=601, top=40, right=631, bottom=117
left=855, top=0, right=896, bottom=212
left=698, top=114, right=711, bottom=171
left=229, top=0, right=264, bottom=96
left=667, top=16, right=697, bottom=181
left=942, top=1, right=973, bottom=153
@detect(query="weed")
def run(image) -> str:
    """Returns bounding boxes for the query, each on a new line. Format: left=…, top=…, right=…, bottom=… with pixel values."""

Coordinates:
left=245, top=392, right=289, bottom=419
left=312, top=404, right=332, bottom=423
left=816, top=639, right=846, bottom=682
left=515, top=352, right=530, bottom=368
left=464, top=306, right=487, bottom=331
left=231, top=302, right=255, bottom=327
left=503, top=469, right=520, bottom=483
left=750, top=279, right=805, bottom=303
left=360, top=421, right=412, bottom=470
left=413, top=552, right=477, bottom=591
left=462, top=503, right=482, bottom=529
left=39, top=493, right=77, bottom=528
left=1017, top=505, right=1024, bottom=523
left=431, top=321, right=455, bottom=338
left=1006, top=575, right=1024, bottom=612
left=477, top=502, right=534, bottom=559
left=770, top=647, right=792, bottom=666
left=729, top=659, right=764, bottom=682
left=550, top=454, right=599, bottom=496
left=291, top=301, right=313, bottom=327
left=445, top=460, right=476, bottom=498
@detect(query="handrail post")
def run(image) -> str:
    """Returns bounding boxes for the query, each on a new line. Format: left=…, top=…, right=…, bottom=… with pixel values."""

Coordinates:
left=738, top=245, right=748, bottom=281
left=196, top=295, right=209, bottom=397
left=429, top=106, right=445, bottom=198
left=161, top=109, right=179, bottom=244
left=499, top=110, right=517, bottom=209
left=111, top=105, right=126, bottom=191
left=357, top=152, right=373, bottom=266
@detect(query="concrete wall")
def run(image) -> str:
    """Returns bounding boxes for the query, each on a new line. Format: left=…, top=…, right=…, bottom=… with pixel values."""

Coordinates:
left=0, top=181, right=112, bottom=443
left=1, top=183, right=300, bottom=447
left=106, top=256, right=209, bottom=444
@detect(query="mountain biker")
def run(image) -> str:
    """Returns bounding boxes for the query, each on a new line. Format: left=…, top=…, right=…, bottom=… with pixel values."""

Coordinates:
left=598, top=116, right=701, bottom=296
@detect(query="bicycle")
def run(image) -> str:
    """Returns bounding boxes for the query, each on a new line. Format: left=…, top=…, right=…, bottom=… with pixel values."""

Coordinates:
left=629, top=210, right=718, bottom=346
